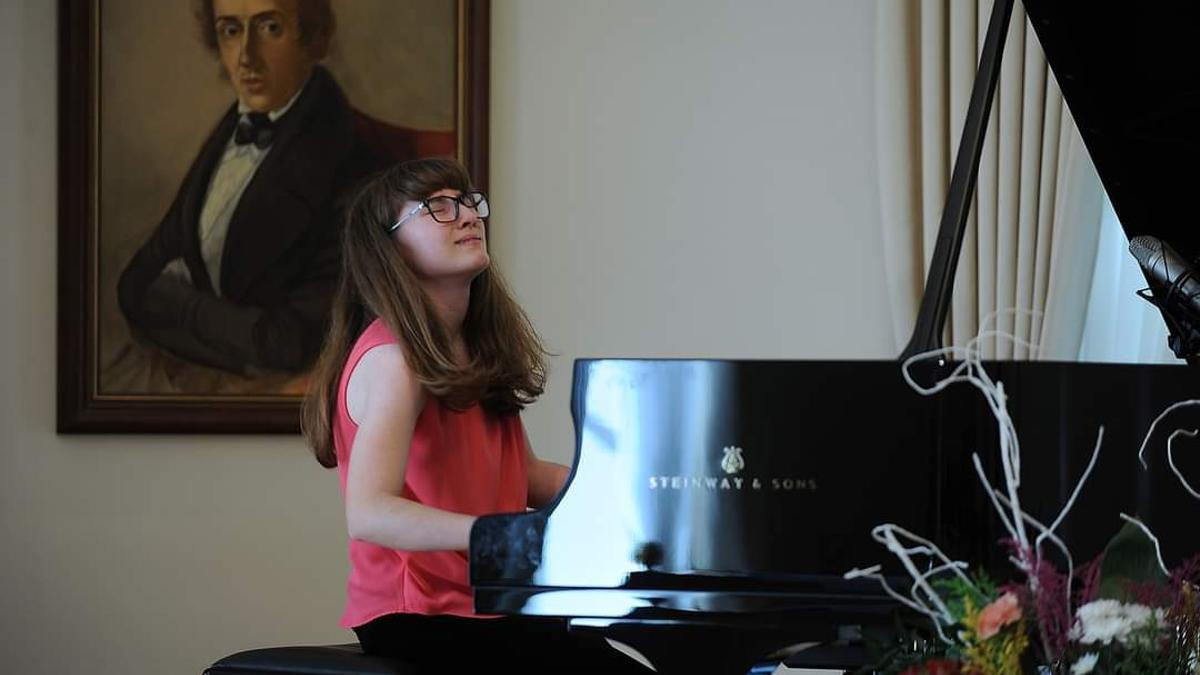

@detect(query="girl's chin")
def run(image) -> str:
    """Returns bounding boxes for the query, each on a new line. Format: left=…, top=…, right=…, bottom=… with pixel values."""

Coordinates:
left=467, top=251, right=491, bottom=270
left=453, top=256, right=491, bottom=280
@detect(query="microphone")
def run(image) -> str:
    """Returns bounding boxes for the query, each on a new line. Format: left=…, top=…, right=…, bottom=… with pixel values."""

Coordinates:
left=1129, top=235, right=1200, bottom=360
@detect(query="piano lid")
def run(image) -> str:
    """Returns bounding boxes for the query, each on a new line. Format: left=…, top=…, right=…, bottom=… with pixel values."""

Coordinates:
left=1024, top=1, right=1200, bottom=261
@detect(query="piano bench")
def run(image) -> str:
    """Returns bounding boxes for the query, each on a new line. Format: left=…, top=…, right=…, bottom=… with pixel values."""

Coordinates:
left=203, top=643, right=424, bottom=675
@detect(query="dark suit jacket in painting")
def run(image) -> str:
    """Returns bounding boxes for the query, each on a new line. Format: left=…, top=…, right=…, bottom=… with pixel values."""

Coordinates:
left=118, top=66, right=383, bottom=377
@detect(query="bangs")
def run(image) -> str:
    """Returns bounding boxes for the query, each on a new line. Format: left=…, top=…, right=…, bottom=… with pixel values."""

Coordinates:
left=396, top=158, right=473, bottom=202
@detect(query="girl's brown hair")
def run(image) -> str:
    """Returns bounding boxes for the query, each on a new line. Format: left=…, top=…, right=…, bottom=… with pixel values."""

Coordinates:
left=302, top=158, right=547, bottom=468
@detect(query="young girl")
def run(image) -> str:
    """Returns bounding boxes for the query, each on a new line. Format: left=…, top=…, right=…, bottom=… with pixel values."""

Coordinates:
left=302, top=159, right=650, bottom=672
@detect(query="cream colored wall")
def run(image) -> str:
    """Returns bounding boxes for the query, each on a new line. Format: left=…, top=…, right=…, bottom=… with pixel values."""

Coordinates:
left=490, top=0, right=892, bottom=466
left=2, top=3, right=350, bottom=673
left=0, top=1, right=890, bottom=673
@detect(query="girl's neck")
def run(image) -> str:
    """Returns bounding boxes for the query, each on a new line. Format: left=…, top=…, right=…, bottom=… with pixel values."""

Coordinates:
left=421, top=278, right=471, bottom=346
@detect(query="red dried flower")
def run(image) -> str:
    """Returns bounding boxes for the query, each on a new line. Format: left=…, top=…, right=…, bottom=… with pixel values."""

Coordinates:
left=899, top=658, right=964, bottom=675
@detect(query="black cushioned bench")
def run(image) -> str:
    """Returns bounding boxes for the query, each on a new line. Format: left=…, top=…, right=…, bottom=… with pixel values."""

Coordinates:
left=204, top=643, right=423, bottom=674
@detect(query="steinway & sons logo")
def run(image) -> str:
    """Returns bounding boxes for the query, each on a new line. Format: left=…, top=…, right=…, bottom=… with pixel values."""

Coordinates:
left=720, top=446, right=744, bottom=474
left=648, top=446, right=818, bottom=493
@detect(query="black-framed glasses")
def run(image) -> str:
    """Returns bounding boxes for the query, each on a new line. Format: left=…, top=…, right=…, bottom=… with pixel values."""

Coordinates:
left=388, top=190, right=489, bottom=232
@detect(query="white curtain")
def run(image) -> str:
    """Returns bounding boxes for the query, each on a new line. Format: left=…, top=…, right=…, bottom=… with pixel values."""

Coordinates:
left=1078, top=197, right=1176, bottom=364
left=875, top=0, right=1104, bottom=360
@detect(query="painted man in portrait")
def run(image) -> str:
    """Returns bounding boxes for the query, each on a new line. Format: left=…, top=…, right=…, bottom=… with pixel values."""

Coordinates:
left=115, top=0, right=438, bottom=392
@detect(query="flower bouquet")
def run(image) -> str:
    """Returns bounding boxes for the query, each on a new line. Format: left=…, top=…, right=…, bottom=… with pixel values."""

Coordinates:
left=847, top=330, right=1200, bottom=675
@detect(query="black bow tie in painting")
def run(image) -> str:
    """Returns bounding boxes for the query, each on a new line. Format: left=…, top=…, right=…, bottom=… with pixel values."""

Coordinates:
left=234, top=112, right=276, bottom=149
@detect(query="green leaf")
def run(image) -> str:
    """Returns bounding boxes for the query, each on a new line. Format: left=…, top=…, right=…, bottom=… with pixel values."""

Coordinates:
left=1095, top=520, right=1169, bottom=601
left=932, top=570, right=995, bottom=622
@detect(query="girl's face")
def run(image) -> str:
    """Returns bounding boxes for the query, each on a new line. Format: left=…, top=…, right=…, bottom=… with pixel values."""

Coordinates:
left=393, top=188, right=490, bottom=283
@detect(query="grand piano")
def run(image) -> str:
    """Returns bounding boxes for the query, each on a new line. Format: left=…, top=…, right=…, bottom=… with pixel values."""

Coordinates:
left=469, top=1, right=1200, bottom=672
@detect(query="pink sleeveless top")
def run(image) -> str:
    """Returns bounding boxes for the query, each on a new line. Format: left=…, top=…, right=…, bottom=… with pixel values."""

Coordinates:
left=333, top=318, right=529, bottom=628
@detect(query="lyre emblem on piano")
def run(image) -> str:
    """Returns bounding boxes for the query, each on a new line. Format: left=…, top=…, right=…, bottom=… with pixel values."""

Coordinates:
left=720, top=446, right=745, bottom=475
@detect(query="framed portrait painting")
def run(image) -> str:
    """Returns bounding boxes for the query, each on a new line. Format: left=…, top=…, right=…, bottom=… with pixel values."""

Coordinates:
left=57, top=0, right=490, bottom=432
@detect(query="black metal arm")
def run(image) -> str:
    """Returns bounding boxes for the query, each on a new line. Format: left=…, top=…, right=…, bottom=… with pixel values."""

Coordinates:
left=900, top=0, right=1016, bottom=360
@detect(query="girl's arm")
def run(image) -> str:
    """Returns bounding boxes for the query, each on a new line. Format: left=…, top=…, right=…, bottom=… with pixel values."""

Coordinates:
left=343, top=344, right=477, bottom=551
left=523, top=425, right=570, bottom=508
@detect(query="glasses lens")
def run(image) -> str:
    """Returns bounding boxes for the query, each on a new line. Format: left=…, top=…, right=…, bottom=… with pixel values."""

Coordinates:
left=426, top=196, right=458, bottom=223
left=469, top=192, right=490, bottom=218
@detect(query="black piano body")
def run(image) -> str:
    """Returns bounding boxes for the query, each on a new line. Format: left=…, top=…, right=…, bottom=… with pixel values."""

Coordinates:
left=470, top=1, right=1200, bottom=672
left=470, top=359, right=1200, bottom=672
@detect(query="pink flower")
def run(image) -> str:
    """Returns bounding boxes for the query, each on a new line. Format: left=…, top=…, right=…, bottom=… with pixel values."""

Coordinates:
left=977, top=591, right=1022, bottom=640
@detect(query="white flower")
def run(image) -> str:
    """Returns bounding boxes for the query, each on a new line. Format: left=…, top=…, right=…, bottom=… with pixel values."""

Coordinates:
left=1071, top=599, right=1167, bottom=646
left=1071, top=652, right=1099, bottom=675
